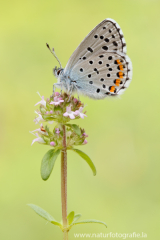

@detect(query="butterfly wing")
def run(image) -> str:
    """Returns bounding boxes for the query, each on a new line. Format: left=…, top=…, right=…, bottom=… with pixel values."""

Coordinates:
left=69, top=50, right=132, bottom=99
left=64, top=18, right=127, bottom=75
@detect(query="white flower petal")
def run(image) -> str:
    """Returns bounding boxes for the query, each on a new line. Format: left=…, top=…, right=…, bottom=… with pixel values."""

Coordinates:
left=31, top=137, right=45, bottom=145
left=63, top=112, right=69, bottom=117
left=69, top=113, right=75, bottom=119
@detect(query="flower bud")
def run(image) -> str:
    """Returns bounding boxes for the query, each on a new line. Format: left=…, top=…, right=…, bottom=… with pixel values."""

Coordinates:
left=50, top=141, right=55, bottom=146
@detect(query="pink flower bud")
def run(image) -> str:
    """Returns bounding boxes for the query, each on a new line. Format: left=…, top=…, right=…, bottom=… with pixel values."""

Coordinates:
left=82, top=133, right=88, bottom=137
left=83, top=139, right=88, bottom=144
left=73, top=98, right=78, bottom=103
left=46, top=111, right=49, bottom=114
left=50, top=141, right=55, bottom=146
left=50, top=110, right=53, bottom=114
left=55, top=128, right=60, bottom=134
left=54, top=92, right=59, bottom=97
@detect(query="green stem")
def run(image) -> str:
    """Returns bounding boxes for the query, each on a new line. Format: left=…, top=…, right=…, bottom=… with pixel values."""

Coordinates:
left=61, top=124, right=68, bottom=240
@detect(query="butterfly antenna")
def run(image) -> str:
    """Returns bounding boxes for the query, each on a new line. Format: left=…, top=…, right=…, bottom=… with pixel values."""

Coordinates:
left=46, top=43, right=62, bottom=68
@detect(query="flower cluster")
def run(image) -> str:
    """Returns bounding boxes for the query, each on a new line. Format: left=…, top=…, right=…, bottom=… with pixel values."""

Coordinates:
left=30, top=92, right=88, bottom=149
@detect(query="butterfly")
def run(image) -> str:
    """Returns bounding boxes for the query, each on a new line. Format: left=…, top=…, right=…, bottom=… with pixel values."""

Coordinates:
left=47, top=18, right=132, bottom=99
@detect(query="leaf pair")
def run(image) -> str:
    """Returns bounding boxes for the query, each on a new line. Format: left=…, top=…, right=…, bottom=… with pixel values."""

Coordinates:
left=28, top=204, right=107, bottom=231
left=41, top=149, right=96, bottom=181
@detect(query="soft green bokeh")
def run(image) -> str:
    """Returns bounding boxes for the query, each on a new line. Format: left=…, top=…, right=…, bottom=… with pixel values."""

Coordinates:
left=1, top=0, right=160, bottom=239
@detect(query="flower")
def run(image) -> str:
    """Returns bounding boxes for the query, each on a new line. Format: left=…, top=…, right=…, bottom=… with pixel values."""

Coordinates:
left=55, top=128, right=60, bottom=134
left=50, top=96, right=64, bottom=106
left=83, top=139, right=88, bottom=145
left=50, top=141, right=55, bottom=146
left=34, top=111, right=54, bottom=124
left=34, top=111, right=44, bottom=124
left=63, top=106, right=76, bottom=119
left=35, top=92, right=46, bottom=107
left=31, top=133, right=45, bottom=145
left=32, top=92, right=88, bottom=148
left=82, top=133, right=88, bottom=137
left=75, top=107, right=87, bottom=119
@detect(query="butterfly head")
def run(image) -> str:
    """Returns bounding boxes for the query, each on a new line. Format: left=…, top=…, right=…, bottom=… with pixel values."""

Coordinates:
left=46, top=43, right=63, bottom=78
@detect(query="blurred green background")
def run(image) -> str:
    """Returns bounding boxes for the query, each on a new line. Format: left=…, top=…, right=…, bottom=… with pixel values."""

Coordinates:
left=1, top=0, right=160, bottom=239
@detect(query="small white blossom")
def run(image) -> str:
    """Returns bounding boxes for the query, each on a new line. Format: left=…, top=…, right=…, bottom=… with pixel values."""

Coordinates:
left=50, top=96, right=64, bottom=106
left=75, top=107, right=87, bottom=119
left=31, top=133, right=45, bottom=145
left=35, top=92, right=46, bottom=107
left=63, top=106, right=76, bottom=119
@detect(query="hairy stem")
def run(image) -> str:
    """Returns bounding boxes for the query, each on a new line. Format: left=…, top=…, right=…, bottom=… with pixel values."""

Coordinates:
left=61, top=124, right=68, bottom=240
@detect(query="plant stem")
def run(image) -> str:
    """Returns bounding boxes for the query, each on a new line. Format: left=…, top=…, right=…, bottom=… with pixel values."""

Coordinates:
left=61, top=124, right=68, bottom=240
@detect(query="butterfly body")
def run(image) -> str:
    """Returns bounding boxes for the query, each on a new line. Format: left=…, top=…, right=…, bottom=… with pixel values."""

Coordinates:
left=52, top=18, right=132, bottom=99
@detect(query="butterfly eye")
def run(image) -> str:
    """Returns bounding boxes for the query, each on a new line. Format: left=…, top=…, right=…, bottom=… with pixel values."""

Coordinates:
left=57, top=70, right=61, bottom=75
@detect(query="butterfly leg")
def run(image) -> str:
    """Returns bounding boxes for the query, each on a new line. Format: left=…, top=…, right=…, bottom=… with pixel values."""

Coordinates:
left=67, top=84, right=74, bottom=102
left=60, top=83, right=63, bottom=96
left=72, top=82, right=80, bottom=100
left=68, top=92, right=72, bottom=102
left=53, top=83, right=62, bottom=94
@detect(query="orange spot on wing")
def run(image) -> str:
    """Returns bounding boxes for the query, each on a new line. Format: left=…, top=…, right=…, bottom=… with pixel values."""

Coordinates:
left=118, top=72, right=123, bottom=78
left=119, top=64, right=124, bottom=71
left=109, top=86, right=115, bottom=92
left=116, top=59, right=124, bottom=71
left=115, top=79, right=121, bottom=86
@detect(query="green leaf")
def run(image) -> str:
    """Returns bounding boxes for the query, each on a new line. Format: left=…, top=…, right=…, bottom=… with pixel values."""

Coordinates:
left=28, top=204, right=62, bottom=228
left=42, top=115, right=55, bottom=121
left=65, top=124, right=81, bottom=136
left=73, top=214, right=82, bottom=223
left=41, top=149, right=61, bottom=180
left=70, top=219, right=107, bottom=229
left=71, top=149, right=96, bottom=176
left=67, top=211, right=75, bottom=225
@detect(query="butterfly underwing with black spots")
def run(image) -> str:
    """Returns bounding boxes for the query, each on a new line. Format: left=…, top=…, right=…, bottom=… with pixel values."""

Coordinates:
left=51, top=18, right=132, bottom=99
